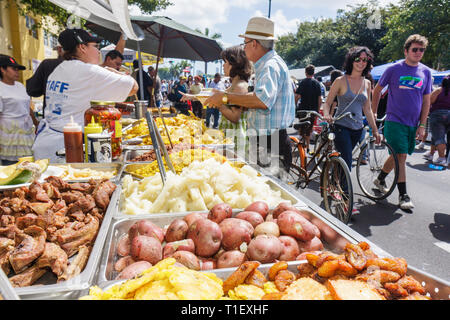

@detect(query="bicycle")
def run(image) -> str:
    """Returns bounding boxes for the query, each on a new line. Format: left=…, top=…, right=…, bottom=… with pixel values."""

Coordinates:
left=354, top=116, right=399, bottom=201
left=287, top=111, right=354, bottom=224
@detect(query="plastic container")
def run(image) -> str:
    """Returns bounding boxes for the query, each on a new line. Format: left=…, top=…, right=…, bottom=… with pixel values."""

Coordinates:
left=84, top=101, right=122, bottom=160
left=84, top=117, right=103, bottom=162
left=63, top=116, right=83, bottom=163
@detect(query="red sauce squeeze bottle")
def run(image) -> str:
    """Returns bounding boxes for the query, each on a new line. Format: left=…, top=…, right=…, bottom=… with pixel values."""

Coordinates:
left=64, top=116, right=84, bottom=163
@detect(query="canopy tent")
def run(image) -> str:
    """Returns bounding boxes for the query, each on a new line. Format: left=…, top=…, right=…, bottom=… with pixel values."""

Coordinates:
left=290, top=66, right=335, bottom=81
left=100, top=44, right=163, bottom=67
left=85, top=15, right=223, bottom=100
left=432, top=70, right=450, bottom=85
left=48, top=0, right=140, bottom=40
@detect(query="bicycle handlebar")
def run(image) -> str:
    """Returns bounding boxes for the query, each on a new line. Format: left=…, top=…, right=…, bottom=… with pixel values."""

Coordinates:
left=297, top=111, right=353, bottom=123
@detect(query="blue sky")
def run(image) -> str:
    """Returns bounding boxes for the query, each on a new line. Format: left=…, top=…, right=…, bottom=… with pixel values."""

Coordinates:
left=130, top=0, right=399, bottom=75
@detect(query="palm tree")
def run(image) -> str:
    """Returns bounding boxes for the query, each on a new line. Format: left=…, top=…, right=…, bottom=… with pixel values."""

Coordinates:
left=195, top=28, right=222, bottom=76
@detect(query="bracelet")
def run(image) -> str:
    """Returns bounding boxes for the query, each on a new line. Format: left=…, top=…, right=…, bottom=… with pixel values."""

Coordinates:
left=419, top=124, right=426, bottom=128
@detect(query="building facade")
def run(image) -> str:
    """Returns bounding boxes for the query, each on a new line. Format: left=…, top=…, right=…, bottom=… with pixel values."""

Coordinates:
left=0, top=0, right=59, bottom=84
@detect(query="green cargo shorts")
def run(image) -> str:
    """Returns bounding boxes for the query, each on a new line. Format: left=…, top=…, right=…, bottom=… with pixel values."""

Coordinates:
left=383, top=120, right=417, bottom=155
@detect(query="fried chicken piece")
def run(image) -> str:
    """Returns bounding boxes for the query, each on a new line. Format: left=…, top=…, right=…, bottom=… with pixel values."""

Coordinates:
left=366, top=257, right=407, bottom=277
left=245, top=269, right=267, bottom=289
left=384, top=282, right=409, bottom=298
left=274, top=269, right=296, bottom=292
left=399, top=292, right=431, bottom=300
left=344, top=243, right=367, bottom=271
left=355, top=268, right=401, bottom=284
left=317, top=259, right=357, bottom=278
left=396, top=275, right=426, bottom=295
left=296, top=263, right=316, bottom=278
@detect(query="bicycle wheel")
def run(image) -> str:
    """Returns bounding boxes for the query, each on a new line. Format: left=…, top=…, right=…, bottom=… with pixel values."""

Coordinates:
left=284, top=137, right=303, bottom=185
left=356, top=140, right=399, bottom=200
left=321, top=156, right=354, bottom=224
left=312, top=133, right=323, bottom=173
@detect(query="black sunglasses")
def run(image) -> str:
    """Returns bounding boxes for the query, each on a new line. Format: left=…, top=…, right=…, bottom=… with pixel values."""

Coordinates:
left=241, top=39, right=254, bottom=47
left=354, top=57, right=370, bottom=63
left=411, top=47, right=425, bottom=53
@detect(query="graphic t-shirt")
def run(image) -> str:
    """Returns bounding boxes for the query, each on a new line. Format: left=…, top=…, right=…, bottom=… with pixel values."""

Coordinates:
left=378, top=60, right=432, bottom=127
left=45, top=60, right=135, bottom=131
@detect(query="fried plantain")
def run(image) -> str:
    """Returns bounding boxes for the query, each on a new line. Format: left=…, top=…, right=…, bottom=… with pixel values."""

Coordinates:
left=268, top=261, right=288, bottom=281
left=222, top=261, right=260, bottom=294
left=261, top=292, right=284, bottom=300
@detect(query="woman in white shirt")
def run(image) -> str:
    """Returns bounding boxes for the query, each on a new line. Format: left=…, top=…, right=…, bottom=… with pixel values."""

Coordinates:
left=33, top=29, right=138, bottom=162
left=0, top=55, right=38, bottom=165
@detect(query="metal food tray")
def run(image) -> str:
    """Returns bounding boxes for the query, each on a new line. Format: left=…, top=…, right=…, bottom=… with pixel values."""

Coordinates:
left=97, top=205, right=342, bottom=283
left=115, top=167, right=308, bottom=219
left=123, top=146, right=243, bottom=164
left=94, top=255, right=449, bottom=300
left=12, top=185, right=121, bottom=297
left=49, top=162, right=123, bottom=184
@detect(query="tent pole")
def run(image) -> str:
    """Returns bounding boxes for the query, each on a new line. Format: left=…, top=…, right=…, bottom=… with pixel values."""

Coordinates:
left=137, top=41, right=145, bottom=101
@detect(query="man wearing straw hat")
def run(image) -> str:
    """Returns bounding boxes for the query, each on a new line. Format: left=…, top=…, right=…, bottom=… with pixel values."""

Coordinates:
left=205, top=16, right=295, bottom=173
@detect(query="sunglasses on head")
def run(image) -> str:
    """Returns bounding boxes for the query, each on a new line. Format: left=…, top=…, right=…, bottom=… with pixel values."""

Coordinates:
left=354, top=57, right=370, bottom=63
left=411, top=47, right=425, bottom=53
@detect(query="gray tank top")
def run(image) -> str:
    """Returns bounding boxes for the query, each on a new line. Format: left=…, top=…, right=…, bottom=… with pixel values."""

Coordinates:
left=335, top=76, right=367, bottom=130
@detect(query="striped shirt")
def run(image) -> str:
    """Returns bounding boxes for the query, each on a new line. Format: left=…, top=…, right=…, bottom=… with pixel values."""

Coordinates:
left=247, top=50, right=296, bottom=136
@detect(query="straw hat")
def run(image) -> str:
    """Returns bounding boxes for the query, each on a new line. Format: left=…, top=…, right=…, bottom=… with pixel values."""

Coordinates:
left=239, top=16, right=276, bottom=41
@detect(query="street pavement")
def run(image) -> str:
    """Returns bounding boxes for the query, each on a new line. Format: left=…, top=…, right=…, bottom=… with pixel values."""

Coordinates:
left=283, top=135, right=450, bottom=282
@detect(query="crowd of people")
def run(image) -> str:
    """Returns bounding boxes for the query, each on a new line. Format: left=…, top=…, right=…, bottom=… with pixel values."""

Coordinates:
left=0, top=16, right=448, bottom=211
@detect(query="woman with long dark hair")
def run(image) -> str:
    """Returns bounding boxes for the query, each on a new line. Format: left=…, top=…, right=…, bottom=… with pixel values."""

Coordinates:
left=322, top=46, right=380, bottom=171
left=181, top=45, right=252, bottom=152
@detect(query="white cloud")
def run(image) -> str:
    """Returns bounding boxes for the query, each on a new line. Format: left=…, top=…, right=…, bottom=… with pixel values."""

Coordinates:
left=253, top=9, right=300, bottom=37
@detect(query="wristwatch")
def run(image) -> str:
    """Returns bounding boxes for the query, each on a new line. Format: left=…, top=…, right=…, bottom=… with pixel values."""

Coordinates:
left=222, top=93, right=228, bottom=104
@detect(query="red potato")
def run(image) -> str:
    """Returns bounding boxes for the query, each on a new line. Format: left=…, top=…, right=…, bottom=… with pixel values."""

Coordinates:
left=297, top=236, right=324, bottom=253
left=312, top=224, right=321, bottom=239
left=246, top=235, right=283, bottom=264
left=115, top=261, right=152, bottom=280
left=165, top=219, right=189, bottom=242
left=296, top=250, right=323, bottom=261
left=277, top=211, right=316, bottom=241
left=187, top=219, right=222, bottom=257
left=219, top=218, right=254, bottom=251
left=217, top=250, right=246, bottom=269
left=184, top=212, right=207, bottom=227
left=208, top=203, right=233, bottom=224
left=172, top=251, right=201, bottom=271
left=116, top=234, right=131, bottom=257
left=272, top=202, right=298, bottom=219
left=244, top=201, right=269, bottom=219
left=114, top=256, right=136, bottom=273
left=128, top=220, right=165, bottom=243
left=199, top=258, right=217, bottom=271
left=130, top=235, right=162, bottom=264
left=254, top=221, right=280, bottom=237
left=278, top=236, right=300, bottom=261
left=235, top=211, right=264, bottom=228
left=163, top=239, right=195, bottom=258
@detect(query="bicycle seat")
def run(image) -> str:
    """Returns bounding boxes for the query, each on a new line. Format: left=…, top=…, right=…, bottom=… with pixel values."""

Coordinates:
left=293, top=121, right=311, bottom=130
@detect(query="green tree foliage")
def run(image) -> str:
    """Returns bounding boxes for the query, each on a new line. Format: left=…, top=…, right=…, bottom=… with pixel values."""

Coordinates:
left=2, top=0, right=172, bottom=31
left=276, top=0, right=448, bottom=70
left=380, top=0, right=449, bottom=69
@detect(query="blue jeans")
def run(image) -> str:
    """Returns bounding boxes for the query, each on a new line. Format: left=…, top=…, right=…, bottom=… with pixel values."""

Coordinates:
left=206, top=107, right=220, bottom=129
left=333, top=124, right=363, bottom=171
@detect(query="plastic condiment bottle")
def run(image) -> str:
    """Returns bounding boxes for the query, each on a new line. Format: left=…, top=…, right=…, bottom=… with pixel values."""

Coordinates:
left=84, top=116, right=103, bottom=162
left=63, top=116, right=84, bottom=163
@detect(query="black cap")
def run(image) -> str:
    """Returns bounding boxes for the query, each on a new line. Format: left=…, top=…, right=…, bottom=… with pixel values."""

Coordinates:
left=58, top=28, right=102, bottom=51
left=0, top=55, right=26, bottom=70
